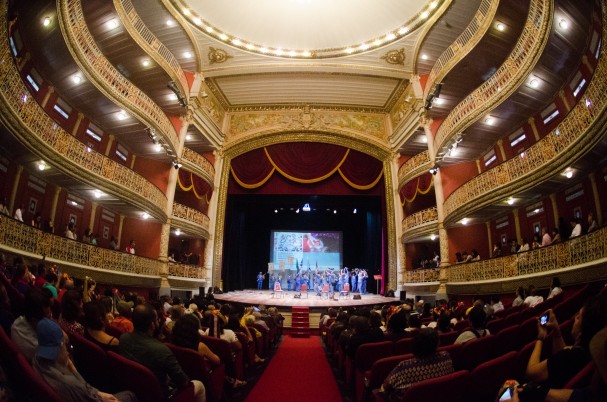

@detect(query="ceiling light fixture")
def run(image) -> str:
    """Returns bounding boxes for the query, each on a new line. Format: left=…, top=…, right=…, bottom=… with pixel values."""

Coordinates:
left=142, top=60, right=150, bottom=67
left=166, top=19, right=174, bottom=27
left=353, top=208, right=357, bottom=214
left=529, top=78, right=539, bottom=88
left=302, top=203, right=311, bottom=212
left=71, top=75, right=82, bottom=84
left=154, top=141, right=162, bottom=152
left=43, top=16, right=51, bottom=27
left=421, top=54, right=429, bottom=60
left=429, top=164, right=440, bottom=175
left=485, top=116, right=494, bottom=125
left=183, top=51, right=192, bottom=59
left=461, top=218, right=469, bottom=225
left=107, top=18, right=119, bottom=30
left=507, top=198, right=515, bottom=205
left=430, top=234, right=437, bottom=241
left=565, top=170, right=573, bottom=179
left=175, top=229, right=181, bottom=236
left=496, top=22, right=505, bottom=31
left=117, top=110, right=127, bottom=120
left=37, top=161, right=48, bottom=171
left=142, top=212, right=149, bottom=219
left=559, top=18, right=569, bottom=30
left=94, top=190, right=103, bottom=199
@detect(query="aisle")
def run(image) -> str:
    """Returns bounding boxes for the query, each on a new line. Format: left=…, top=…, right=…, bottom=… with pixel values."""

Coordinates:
left=244, top=335, right=342, bottom=402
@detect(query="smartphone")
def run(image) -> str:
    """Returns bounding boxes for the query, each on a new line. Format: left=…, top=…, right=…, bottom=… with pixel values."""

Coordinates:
left=539, top=312, right=549, bottom=326
left=499, top=387, right=513, bottom=401
left=253, top=307, right=260, bottom=312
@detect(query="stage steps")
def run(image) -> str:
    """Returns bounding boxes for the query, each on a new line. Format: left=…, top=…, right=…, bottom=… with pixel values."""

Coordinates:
left=291, top=306, right=310, bottom=337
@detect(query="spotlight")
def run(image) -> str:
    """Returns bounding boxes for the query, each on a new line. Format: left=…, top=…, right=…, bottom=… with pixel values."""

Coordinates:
left=172, top=160, right=182, bottom=169
left=433, top=83, right=443, bottom=98
left=154, top=141, right=162, bottom=152
left=175, top=229, right=181, bottom=236
left=167, top=81, right=187, bottom=107
left=429, top=164, right=440, bottom=175
left=353, top=208, right=357, bottom=214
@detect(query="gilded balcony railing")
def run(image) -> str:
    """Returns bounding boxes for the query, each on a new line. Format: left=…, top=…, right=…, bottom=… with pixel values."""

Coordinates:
left=402, top=207, right=438, bottom=232
left=0, top=215, right=161, bottom=276
left=423, top=0, right=498, bottom=100
left=403, top=268, right=440, bottom=283
left=398, top=151, right=431, bottom=187
left=58, top=0, right=180, bottom=154
left=182, top=148, right=215, bottom=185
left=171, top=203, right=210, bottom=233
left=0, top=31, right=167, bottom=217
left=114, top=0, right=189, bottom=100
left=448, top=227, right=607, bottom=282
left=433, top=0, right=552, bottom=154
left=168, top=262, right=206, bottom=279
left=444, top=21, right=607, bottom=220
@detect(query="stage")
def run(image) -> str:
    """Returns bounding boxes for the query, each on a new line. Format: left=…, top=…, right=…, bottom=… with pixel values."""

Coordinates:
left=213, top=289, right=398, bottom=309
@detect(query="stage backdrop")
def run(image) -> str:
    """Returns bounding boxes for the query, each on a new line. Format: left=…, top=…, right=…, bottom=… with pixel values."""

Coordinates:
left=223, top=142, right=387, bottom=292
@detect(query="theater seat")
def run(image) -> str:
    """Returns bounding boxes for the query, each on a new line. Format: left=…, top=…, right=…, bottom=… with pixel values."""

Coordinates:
left=14, top=353, right=63, bottom=402
left=68, top=331, right=113, bottom=392
left=399, top=370, right=469, bottom=402
left=456, top=334, right=496, bottom=371
left=467, top=351, right=517, bottom=402
left=353, top=341, right=393, bottom=402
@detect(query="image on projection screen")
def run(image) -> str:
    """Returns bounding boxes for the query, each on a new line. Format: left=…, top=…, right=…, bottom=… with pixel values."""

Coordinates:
left=270, top=231, right=342, bottom=271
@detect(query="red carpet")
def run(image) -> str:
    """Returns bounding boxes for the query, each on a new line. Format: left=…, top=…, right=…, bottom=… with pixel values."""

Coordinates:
left=244, top=336, right=342, bottom=402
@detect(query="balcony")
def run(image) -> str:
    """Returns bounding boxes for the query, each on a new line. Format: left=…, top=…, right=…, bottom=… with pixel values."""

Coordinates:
left=171, top=203, right=210, bottom=239
left=402, top=207, right=438, bottom=242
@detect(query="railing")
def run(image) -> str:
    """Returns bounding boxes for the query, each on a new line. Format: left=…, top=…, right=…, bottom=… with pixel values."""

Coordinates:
left=171, top=203, right=210, bottom=232
left=402, top=207, right=438, bottom=232
left=398, top=151, right=430, bottom=187
left=0, top=27, right=167, bottom=215
left=444, top=18, right=607, bottom=220
left=182, top=148, right=215, bottom=185
left=58, top=0, right=180, bottom=153
left=448, top=227, right=607, bottom=282
left=115, top=0, right=189, bottom=99
left=0, top=215, right=161, bottom=276
left=168, top=262, right=206, bottom=279
left=433, top=0, right=552, bottom=153
left=403, top=268, right=440, bottom=283
left=424, top=0, right=498, bottom=100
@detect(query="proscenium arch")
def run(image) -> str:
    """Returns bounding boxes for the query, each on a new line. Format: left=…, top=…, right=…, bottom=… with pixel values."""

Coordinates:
left=211, top=130, right=399, bottom=291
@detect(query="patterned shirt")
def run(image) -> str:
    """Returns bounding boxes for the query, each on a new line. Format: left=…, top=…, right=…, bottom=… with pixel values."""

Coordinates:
left=384, top=351, right=454, bottom=392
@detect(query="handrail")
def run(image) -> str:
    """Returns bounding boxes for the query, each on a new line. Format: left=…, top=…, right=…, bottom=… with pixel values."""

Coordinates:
left=403, top=268, right=440, bottom=283
left=423, top=0, right=498, bottom=101
left=402, top=207, right=438, bottom=232
left=171, top=203, right=210, bottom=232
left=114, top=0, right=190, bottom=100
left=181, top=148, right=215, bottom=185
left=168, top=262, right=206, bottom=279
left=57, top=0, right=180, bottom=154
left=0, top=22, right=167, bottom=217
left=447, top=227, right=607, bottom=282
left=398, top=151, right=431, bottom=187
left=443, top=10, right=607, bottom=221
left=433, top=0, right=552, bottom=154
left=0, top=215, right=161, bottom=276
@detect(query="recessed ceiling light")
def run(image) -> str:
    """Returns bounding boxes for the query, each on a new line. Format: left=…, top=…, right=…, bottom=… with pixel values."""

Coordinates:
left=420, top=135, right=428, bottom=143
left=359, top=43, right=369, bottom=51
left=71, top=75, right=82, bottom=84
left=385, top=33, right=396, bottom=41
left=107, top=18, right=119, bottom=30
left=345, top=48, right=354, bottom=54
left=274, top=49, right=284, bottom=56
left=373, top=39, right=382, bottom=47
left=94, top=190, right=103, bottom=198
left=507, top=198, right=515, bottom=205
left=566, top=170, right=573, bottom=179
left=288, top=50, right=296, bottom=57
left=206, top=26, right=213, bottom=33
left=302, top=50, right=311, bottom=57
left=398, top=27, right=409, bottom=35
left=186, top=134, right=193, bottom=141
left=183, top=51, right=192, bottom=58
left=496, top=22, right=505, bottom=31
left=142, top=60, right=150, bottom=67
left=168, top=93, right=177, bottom=101
left=142, top=212, right=149, bottom=219
left=421, top=54, right=429, bottom=60
left=485, top=116, right=494, bottom=125
left=430, top=1, right=438, bottom=9
left=259, top=47, right=268, bottom=53
left=430, top=234, right=436, bottom=241
left=42, top=16, right=51, bottom=27
left=421, top=11, right=429, bottom=19
left=193, top=17, right=202, bottom=25
left=117, top=110, right=127, bottom=120
left=175, top=229, right=181, bottom=236
left=246, top=43, right=255, bottom=50
left=559, top=18, right=569, bottom=30
left=529, top=78, right=539, bottom=88
left=232, top=38, right=242, bottom=46
left=182, top=8, right=190, bottom=16
left=219, top=33, right=228, bottom=41
left=166, top=19, right=174, bottom=27
left=154, top=142, right=162, bottom=152
left=461, top=218, right=469, bottom=225
left=37, top=161, right=48, bottom=171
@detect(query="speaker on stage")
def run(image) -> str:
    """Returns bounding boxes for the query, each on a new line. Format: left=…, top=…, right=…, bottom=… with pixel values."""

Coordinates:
left=353, top=294, right=362, bottom=300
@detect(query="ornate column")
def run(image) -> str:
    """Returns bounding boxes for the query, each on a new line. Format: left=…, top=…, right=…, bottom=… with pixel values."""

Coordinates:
left=71, top=112, right=85, bottom=136
left=434, top=169, right=449, bottom=301
left=8, top=165, right=23, bottom=214
left=88, top=202, right=98, bottom=232
left=129, top=155, right=136, bottom=170
left=475, top=159, right=481, bottom=174
left=206, top=150, right=225, bottom=287
left=486, top=221, right=492, bottom=257
left=117, top=214, right=125, bottom=249
left=41, top=86, right=54, bottom=109
left=528, top=117, right=541, bottom=142
left=104, top=134, right=115, bottom=157
left=549, top=193, right=559, bottom=228
left=559, top=90, right=571, bottom=113
left=513, top=208, right=522, bottom=243
left=391, top=153, right=405, bottom=289
left=589, top=173, right=602, bottom=224
left=49, top=186, right=62, bottom=231
left=496, top=139, right=507, bottom=162
left=158, top=223, right=172, bottom=296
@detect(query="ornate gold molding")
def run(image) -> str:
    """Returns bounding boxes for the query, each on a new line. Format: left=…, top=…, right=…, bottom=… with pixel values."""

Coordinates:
left=168, top=262, right=207, bottom=280
left=423, top=0, right=499, bottom=101
left=381, top=48, right=405, bottom=65
left=397, top=151, right=431, bottom=187
left=403, top=268, right=440, bottom=283
left=159, top=0, right=203, bottom=72
left=114, top=0, right=190, bottom=100
left=208, top=47, right=232, bottom=64
left=433, top=0, right=553, bottom=155
left=181, top=147, right=215, bottom=185
left=171, top=203, right=210, bottom=239
left=402, top=207, right=438, bottom=242
left=58, top=0, right=181, bottom=155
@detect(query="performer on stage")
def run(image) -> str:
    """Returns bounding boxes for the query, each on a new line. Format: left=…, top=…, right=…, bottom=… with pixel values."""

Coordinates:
left=287, top=274, right=292, bottom=291
left=345, top=269, right=351, bottom=290
left=357, top=269, right=364, bottom=294
left=361, top=269, right=369, bottom=294
left=337, top=271, right=345, bottom=292
left=295, top=273, right=301, bottom=291
left=256, top=272, right=264, bottom=290
left=328, top=270, right=335, bottom=292
left=351, top=268, right=358, bottom=292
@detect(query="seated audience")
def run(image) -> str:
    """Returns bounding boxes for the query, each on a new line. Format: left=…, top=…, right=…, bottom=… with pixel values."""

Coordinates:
left=11, top=287, right=51, bottom=361
left=519, top=239, right=530, bottom=253
left=513, top=286, right=527, bottom=307
left=346, top=314, right=384, bottom=359
left=119, top=304, right=206, bottom=401
left=83, top=301, right=119, bottom=352
left=33, top=318, right=136, bottom=402
left=11, top=264, right=31, bottom=296
left=521, top=294, right=607, bottom=399
left=551, top=228, right=561, bottom=244
left=384, top=307, right=408, bottom=341
left=0, top=280, right=15, bottom=335
left=570, top=218, right=582, bottom=238
left=492, top=243, right=503, bottom=258
left=455, top=305, right=490, bottom=344
left=531, top=235, right=541, bottom=250
left=470, top=249, right=481, bottom=261
left=111, top=300, right=135, bottom=334
left=523, top=285, right=544, bottom=308
left=547, top=277, right=562, bottom=300
left=541, top=228, right=552, bottom=247
left=587, top=212, right=598, bottom=233
left=491, top=295, right=505, bottom=313
left=380, top=329, right=454, bottom=399
left=58, top=289, right=84, bottom=336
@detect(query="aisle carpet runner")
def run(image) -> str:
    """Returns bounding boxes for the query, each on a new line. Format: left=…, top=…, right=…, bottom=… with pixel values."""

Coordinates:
left=244, top=335, right=342, bottom=402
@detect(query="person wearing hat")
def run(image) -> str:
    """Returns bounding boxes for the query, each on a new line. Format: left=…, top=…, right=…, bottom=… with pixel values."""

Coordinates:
left=111, top=300, right=134, bottom=333
left=33, top=318, right=136, bottom=402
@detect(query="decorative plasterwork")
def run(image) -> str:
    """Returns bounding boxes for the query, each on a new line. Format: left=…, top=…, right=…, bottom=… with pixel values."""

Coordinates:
left=398, top=150, right=431, bottom=187
left=114, top=0, right=190, bottom=100
left=159, top=0, right=203, bottom=71
left=226, top=108, right=389, bottom=146
left=208, top=46, right=232, bottom=64
left=382, top=48, right=406, bottom=65
left=181, top=147, right=215, bottom=185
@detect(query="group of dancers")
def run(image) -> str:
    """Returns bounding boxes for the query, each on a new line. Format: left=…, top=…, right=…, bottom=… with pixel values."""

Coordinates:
left=256, top=267, right=369, bottom=294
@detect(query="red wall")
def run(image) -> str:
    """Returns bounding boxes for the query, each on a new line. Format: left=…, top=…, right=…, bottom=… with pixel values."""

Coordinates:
left=440, top=161, right=479, bottom=199
left=120, top=217, right=162, bottom=258
left=132, top=157, right=170, bottom=194
left=447, top=223, right=489, bottom=262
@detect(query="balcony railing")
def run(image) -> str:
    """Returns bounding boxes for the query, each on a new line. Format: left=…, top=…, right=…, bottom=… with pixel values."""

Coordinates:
left=433, top=0, right=552, bottom=154
left=448, top=227, right=607, bottom=282
left=398, top=151, right=431, bottom=187
left=171, top=203, right=210, bottom=234
left=115, top=0, right=189, bottom=100
left=443, top=23, right=607, bottom=220
left=168, top=262, right=206, bottom=280
left=402, top=207, right=438, bottom=232
left=424, top=0, right=498, bottom=100
left=403, top=268, right=440, bottom=283
left=0, top=215, right=161, bottom=276
left=58, top=0, right=180, bottom=154
left=181, top=148, right=215, bottom=185
left=0, top=30, right=167, bottom=217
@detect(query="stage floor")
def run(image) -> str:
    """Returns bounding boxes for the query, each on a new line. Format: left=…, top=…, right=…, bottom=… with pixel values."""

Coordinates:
left=213, top=289, right=398, bottom=309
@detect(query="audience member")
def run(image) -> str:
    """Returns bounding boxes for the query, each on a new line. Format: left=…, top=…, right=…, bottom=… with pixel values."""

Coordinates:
left=346, top=314, right=384, bottom=359
left=125, top=240, right=136, bottom=255
left=33, top=318, right=137, bottom=402
left=109, top=236, right=119, bottom=251
left=120, top=304, right=206, bottom=401
left=384, top=308, right=408, bottom=341
left=65, top=223, right=76, bottom=240
left=541, top=228, right=552, bottom=247
left=111, top=300, right=134, bottom=333
left=523, top=285, right=544, bottom=308
left=510, top=239, right=520, bottom=254
left=11, top=287, right=51, bottom=361
left=31, top=213, right=42, bottom=228
left=455, top=305, right=489, bottom=344
left=58, top=289, right=84, bottom=336
left=531, top=234, right=541, bottom=249
left=0, top=197, right=9, bottom=215
left=0, top=280, right=15, bottom=335
left=513, top=287, right=527, bottom=307
left=587, top=212, right=598, bottom=233
left=519, top=239, right=530, bottom=253
left=13, top=203, right=24, bottom=222
left=11, top=264, right=31, bottom=296
left=491, top=295, right=505, bottom=313
left=83, top=301, right=119, bottom=352
left=547, top=277, right=562, bottom=300
left=493, top=243, right=503, bottom=258
left=470, top=249, right=480, bottom=261
left=570, top=218, right=582, bottom=238
left=550, top=228, right=561, bottom=244
left=380, top=329, right=454, bottom=399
